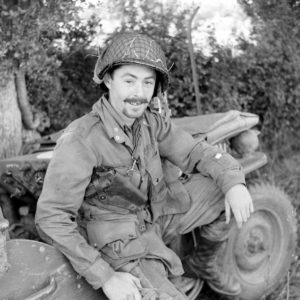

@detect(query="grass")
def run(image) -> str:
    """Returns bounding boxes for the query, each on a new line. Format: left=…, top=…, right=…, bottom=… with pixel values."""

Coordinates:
left=263, top=154, right=300, bottom=300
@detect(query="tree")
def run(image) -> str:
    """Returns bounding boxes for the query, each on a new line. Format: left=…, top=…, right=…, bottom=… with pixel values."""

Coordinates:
left=196, top=0, right=300, bottom=156
left=236, top=0, right=300, bottom=155
left=0, top=0, right=93, bottom=158
left=187, top=6, right=202, bottom=114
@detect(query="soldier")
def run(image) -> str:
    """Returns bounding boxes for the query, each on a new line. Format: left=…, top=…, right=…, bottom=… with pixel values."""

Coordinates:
left=35, top=32, right=254, bottom=300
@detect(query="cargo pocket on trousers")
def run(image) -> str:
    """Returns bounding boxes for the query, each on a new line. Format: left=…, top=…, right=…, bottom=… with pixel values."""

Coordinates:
left=86, top=219, right=147, bottom=266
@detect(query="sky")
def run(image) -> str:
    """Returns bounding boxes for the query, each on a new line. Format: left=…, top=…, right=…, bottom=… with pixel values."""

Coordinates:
left=191, top=0, right=253, bottom=55
left=79, top=0, right=253, bottom=55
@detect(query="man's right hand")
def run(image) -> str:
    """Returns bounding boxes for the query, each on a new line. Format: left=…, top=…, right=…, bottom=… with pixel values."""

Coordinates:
left=102, top=271, right=142, bottom=300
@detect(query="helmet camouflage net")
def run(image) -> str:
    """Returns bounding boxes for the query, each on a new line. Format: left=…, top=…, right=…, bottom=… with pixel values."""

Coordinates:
left=93, top=33, right=169, bottom=92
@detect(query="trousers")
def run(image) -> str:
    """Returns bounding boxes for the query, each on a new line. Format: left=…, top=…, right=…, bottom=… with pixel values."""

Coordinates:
left=160, top=173, right=225, bottom=245
left=117, top=173, right=226, bottom=299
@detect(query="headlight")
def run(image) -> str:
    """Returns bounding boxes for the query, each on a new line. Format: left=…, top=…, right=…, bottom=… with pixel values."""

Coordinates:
left=230, top=129, right=260, bottom=157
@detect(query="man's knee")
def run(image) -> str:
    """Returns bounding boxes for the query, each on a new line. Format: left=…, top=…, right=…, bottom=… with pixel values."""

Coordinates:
left=177, top=174, right=225, bottom=234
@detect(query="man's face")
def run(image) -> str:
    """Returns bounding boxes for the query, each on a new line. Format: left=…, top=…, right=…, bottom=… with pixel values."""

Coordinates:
left=105, top=64, right=156, bottom=126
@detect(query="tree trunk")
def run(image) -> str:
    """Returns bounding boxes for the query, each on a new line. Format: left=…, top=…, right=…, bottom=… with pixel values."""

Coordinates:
left=187, top=6, right=202, bottom=115
left=15, top=69, right=39, bottom=130
left=0, top=75, right=22, bottom=159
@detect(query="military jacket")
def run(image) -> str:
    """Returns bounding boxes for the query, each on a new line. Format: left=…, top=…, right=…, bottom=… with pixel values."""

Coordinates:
left=35, top=95, right=245, bottom=290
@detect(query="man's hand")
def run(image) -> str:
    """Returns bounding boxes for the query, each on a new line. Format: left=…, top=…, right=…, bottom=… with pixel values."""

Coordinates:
left=225, top=184, right=254, bottom=228
left=102, top=271, right=142, bottom=300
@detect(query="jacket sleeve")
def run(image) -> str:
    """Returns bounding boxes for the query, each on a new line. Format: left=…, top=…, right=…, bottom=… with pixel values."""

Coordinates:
left=151, top=113, right=246, bottom=194
left=35, top=127, right=115, bottom=290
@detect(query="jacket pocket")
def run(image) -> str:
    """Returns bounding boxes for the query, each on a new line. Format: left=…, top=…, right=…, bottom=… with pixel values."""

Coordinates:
left=86, top=218, right=147, bottom=267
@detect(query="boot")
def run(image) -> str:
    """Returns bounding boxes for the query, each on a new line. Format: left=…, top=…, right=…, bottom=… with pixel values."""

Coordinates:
left=182, top=237, right=241, bottom=296
left=181, top=215, right=241, bottom=296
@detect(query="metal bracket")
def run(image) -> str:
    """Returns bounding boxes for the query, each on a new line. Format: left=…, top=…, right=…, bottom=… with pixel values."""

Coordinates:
left=0, top=205, right=10, bottom=275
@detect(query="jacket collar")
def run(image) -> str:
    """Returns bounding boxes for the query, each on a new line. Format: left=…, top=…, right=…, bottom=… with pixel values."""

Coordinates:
left=92, top=95, right=150, bottom=149
left=92, top=95, right=127, bottom=144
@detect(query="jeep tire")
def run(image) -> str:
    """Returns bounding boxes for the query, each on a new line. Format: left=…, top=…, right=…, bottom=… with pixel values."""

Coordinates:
left=223, top=183, right=297, bottom=300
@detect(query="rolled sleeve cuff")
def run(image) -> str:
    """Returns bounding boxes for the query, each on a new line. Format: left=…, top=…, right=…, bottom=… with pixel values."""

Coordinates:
left=82, top=257, right=115, bottom=290
left=218, top=168, right=246, bottom=194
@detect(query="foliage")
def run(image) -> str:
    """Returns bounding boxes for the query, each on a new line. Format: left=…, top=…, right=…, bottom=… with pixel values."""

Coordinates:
left=2, top=0, right=300, bottom=157
left=110, top=0, right=300, bottom=159
left=25, top=10, right=103, bottom=132
left=101, top=0, right=300, bottom=159
left=0, top=0, right=103, bottom=132
left=0, top=1, right=76, bottom=85
left=204, top=0, right=300, bottom=157
left=27, top=47, right=101, bottom=133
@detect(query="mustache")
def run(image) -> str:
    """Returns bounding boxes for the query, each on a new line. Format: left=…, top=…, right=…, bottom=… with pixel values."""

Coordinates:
left=124, top=97, right=148, bottom=104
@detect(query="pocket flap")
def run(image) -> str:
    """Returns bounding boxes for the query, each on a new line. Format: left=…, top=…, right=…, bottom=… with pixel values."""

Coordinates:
left=87, top=219, right=137, bottom=250
left=146, top=152, right=164, bottom=186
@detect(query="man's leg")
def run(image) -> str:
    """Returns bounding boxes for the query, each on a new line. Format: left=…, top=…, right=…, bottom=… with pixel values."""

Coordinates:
left=120, top=258, right=188, bottom=300
left=115, top=219, right=190, bottom=300
left=162, top=173, right=241, bottom=296
left=180, top=213, right=240, bottom=296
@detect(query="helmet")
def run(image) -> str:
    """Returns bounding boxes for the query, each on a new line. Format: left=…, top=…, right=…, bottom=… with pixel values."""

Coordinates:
left=93, top=33, right=169, bottom=92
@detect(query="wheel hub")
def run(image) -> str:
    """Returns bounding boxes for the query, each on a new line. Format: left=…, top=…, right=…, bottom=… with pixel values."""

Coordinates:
left=234, top=215, right=274, bottom=273
left=246, top=228, right=266, bottom=255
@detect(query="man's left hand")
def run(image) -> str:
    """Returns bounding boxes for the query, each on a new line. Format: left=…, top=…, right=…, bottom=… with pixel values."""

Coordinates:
left=225, top=184, right=254, bottom=228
